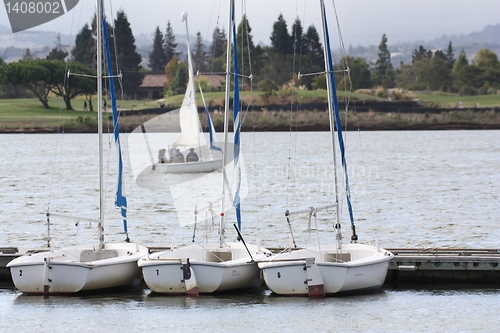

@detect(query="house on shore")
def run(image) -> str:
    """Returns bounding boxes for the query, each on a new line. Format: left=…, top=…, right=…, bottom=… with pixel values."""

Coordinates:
left=139, top=73, right=225, bottom=100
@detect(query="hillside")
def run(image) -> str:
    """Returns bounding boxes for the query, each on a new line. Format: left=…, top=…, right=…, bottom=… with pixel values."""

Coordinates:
left=1, top=23, right=499, bottom=69
left=341, top=24, right=500, bottom=68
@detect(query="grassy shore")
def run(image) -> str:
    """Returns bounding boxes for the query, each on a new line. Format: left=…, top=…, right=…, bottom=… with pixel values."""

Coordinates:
left=0, top=92, right=499, bottom=133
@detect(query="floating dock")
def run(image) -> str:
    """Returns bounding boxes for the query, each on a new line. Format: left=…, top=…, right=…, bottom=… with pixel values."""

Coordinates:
left=2, top=247, right=500, bottom=285
left=0, top=247, right=19, bottom=281
left=386, top=248, right=500, bottom=284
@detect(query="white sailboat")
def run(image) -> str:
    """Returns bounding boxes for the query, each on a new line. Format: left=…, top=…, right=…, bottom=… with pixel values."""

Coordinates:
left=138, top=4, right=271, bottom=296
left=7, top=0, right=148, bottom=295
left=258, top=0, right=393, bottom=297
left=138, top=13, right=223, bottom=175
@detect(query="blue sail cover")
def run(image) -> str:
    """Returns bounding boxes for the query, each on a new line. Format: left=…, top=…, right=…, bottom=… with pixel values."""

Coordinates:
left=322, top=2, right=355, bottom=227
left=102, top=11, right=128, bottom=235
left=231, top=1, right=242, bottom=231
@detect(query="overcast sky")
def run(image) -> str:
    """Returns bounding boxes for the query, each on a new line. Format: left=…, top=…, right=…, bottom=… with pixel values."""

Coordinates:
left=1, top=0, right=499, bottom=47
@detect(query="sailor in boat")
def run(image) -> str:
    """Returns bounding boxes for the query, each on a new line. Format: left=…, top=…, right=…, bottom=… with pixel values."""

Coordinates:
left=168, top=144, right=177, bottom=162
left=186, top=148, right=199, bottom=162
left=173, top=149, right=185, bottom=163
left=158, top=149, right=167, bottom=163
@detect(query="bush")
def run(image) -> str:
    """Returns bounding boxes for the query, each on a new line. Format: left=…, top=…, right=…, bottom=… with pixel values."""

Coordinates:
left=257, top=78, right=278, bottom=92
left=373, top=86, right=389, bottom=98
left=458, top=86, right=478, bottom=96
left=0, top=84, right=34, bottom=99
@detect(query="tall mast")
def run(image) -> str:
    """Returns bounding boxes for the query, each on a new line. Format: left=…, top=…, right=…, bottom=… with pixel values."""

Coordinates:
left=219, top=0, right=234, bottom=248
left=319, top=0, right=341, bottom=251
left=97, top=0, right=104, bottom=249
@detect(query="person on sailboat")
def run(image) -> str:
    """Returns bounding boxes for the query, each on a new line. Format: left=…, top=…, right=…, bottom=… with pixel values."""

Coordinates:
left=186, top=148, right=199, bottom=162
left=173, top=149, right=185, bottom=163
left=158, top=149, right=167, bottom=163
left=168, top=145, right=177, bottom=162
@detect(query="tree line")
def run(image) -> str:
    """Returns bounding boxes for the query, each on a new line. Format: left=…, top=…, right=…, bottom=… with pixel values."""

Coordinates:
left=0, top=10, right=142, bottom=110
left=1, top=11, right=499, bottom=110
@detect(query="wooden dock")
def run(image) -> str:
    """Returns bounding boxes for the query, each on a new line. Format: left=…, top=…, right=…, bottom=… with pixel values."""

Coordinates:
left=2, top=247, right=500, bottom=285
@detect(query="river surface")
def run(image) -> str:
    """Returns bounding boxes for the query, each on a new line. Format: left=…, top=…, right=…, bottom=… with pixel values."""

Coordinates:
left=0, top=131, right=499, bottom=332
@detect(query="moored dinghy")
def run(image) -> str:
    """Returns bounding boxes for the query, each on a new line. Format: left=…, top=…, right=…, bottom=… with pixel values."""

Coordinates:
left=138, top=4, right=271, bottom=295
left=7, top=0, right=148, bottom=295
left=258, top=0, right=393, bottom=297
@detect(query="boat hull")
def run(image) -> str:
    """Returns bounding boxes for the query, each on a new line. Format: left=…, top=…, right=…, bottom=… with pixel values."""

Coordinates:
left=155, top=158, right=223, bottom=174
left=258, top=244, right=393, bottom=296
left=7, top=243, right=148, bottom=295
left=139, top=242, right=271, bottom=295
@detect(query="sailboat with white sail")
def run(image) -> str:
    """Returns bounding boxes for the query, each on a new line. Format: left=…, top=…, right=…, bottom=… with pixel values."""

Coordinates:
left=138, top=4, right=271, bottom=296
left=136, top=13, right=223, bottom=175
left=7, top=0, right=148, bottom=295
left=258, top=0, right=393, bottom=297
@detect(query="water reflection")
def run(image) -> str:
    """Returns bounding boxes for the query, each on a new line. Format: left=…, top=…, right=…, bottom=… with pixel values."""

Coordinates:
left=2, top=283, right=499, bottom=332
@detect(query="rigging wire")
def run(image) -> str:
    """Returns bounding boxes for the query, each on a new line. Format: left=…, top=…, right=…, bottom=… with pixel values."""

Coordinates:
left=329, top=0, right=379, bottom=242
left=285, top=0, right=306, bottom=212
left=46, top=0, right=84, bottom=244
left=239, top=0, right=260, bottom=240
left=351, top=103, right=379, bottom=244
left=110, top=0, right=140, bottom=240
left=207, top=0, right=223, bottom=94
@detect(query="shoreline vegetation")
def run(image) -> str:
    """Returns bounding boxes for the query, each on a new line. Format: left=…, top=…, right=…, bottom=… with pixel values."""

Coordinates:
left=0, top=92, right=499, bottom=133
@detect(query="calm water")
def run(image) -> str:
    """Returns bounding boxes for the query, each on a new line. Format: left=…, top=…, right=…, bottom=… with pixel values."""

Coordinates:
left=0, top=284, right=499, bottom=333
left=0, top=131, right=499, bottom=332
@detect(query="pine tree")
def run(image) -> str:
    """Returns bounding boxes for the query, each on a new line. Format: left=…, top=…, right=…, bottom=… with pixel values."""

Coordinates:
left=302, top=25, right=322, bottom=66
left=113, top=10, right=143, bottom=97
left=270, top=14, right=292, bottom=56
left=208, top=26, right=227, bottom=72
left=22, top=48, right=34, bottom=60
left=453, top=49, right=468, bottom=73
left=210, top=26, right=226, bottom=59
left=148, top=26, right=167, bottom=71
left=291, top=17, right=303, bottom=55
left=193, top=32, right=207, bottom=72
left=412, top=45, right=432, bottom=64
left=300, top=25, right=323, bottom=89
left=71, top=23, right=94, bottom=67
left=373, top=34, right=395, bottom=88
left=46, top=33, right=69, bottom=61
left=236, top=14, right=255, bottom=78
left=433, top=50, right=447, bottom=61
left=446, top=41, right=455, bottom=69
left=164, top=21, right=178, bottom=64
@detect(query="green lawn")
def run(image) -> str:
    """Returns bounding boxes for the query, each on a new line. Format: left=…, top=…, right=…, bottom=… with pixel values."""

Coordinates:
left=160, top=90, right=497, bottom=109
left=0, top=91, right=498, bottom=123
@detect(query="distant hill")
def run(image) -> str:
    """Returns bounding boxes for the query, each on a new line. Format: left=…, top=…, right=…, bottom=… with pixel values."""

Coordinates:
left=342, top=24, right=500, bottom=68
left=0, top=25, right=72, bottom=62
left=1, top=23, right=499, bottom=70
